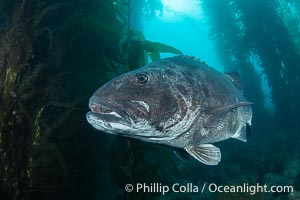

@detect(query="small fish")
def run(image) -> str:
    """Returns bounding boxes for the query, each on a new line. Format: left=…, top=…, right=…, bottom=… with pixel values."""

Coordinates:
left=86, top=56, right=252, bottom=165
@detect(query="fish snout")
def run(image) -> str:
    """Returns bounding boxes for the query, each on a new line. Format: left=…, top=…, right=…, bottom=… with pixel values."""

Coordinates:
left=89, top=97, right=113, bottom=114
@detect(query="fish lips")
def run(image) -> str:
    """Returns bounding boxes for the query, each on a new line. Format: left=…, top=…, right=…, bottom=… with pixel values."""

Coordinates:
left=86, top=102, right=133, bottom=131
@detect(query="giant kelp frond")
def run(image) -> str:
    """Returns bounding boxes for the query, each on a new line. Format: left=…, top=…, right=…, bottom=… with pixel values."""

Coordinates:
left=0, top=0, right=124, bottom=199
left=119, top=30, right=183, bottom=71
left=141, top=40, right=183, bottom=61
left=26, top=106, right=70, bottom=193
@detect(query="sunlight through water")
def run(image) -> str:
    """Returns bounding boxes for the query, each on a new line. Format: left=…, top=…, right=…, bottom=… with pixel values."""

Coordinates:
left=159, top=0, right=203, bottom=21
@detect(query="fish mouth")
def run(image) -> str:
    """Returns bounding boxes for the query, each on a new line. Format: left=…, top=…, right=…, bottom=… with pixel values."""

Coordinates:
left=86, top=102, right=172, bottom=141
left=89, top=102, right=114, bottom=114
left=86, top=101, right=133, bottom=130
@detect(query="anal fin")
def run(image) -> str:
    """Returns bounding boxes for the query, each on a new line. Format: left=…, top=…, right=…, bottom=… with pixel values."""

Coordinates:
left=184, top=144, right=221, bottom=165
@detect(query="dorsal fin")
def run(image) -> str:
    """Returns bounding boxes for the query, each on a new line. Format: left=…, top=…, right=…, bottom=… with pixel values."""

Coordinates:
left=175, top=55, right=206, bottom=64
left=225, top=72, right=243, bottom=92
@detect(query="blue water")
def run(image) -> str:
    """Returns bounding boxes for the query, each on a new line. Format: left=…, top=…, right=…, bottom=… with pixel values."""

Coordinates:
left=135, top=1, right=223, bottom=71
left=143, top=18, right=222, bottom=69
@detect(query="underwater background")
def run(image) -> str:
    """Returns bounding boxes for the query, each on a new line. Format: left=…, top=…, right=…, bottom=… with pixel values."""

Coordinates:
left=0, top=0, right=299, bottom=199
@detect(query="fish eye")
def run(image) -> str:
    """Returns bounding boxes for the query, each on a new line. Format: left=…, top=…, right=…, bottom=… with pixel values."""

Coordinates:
left=136, top=73, right=148, bottom=84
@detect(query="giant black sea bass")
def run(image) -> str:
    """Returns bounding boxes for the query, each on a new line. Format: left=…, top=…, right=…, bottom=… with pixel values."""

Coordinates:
left=86, top=56, right=252, bottom=165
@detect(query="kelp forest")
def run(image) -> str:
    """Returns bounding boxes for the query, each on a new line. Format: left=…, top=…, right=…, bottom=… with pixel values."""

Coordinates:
left=0, top=0, right=299, bottom=200
left=202, top=0, right=300, bottom=130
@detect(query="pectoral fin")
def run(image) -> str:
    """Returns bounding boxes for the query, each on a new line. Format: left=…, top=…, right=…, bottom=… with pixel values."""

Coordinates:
left=184, top=144, right=221, bottom=165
